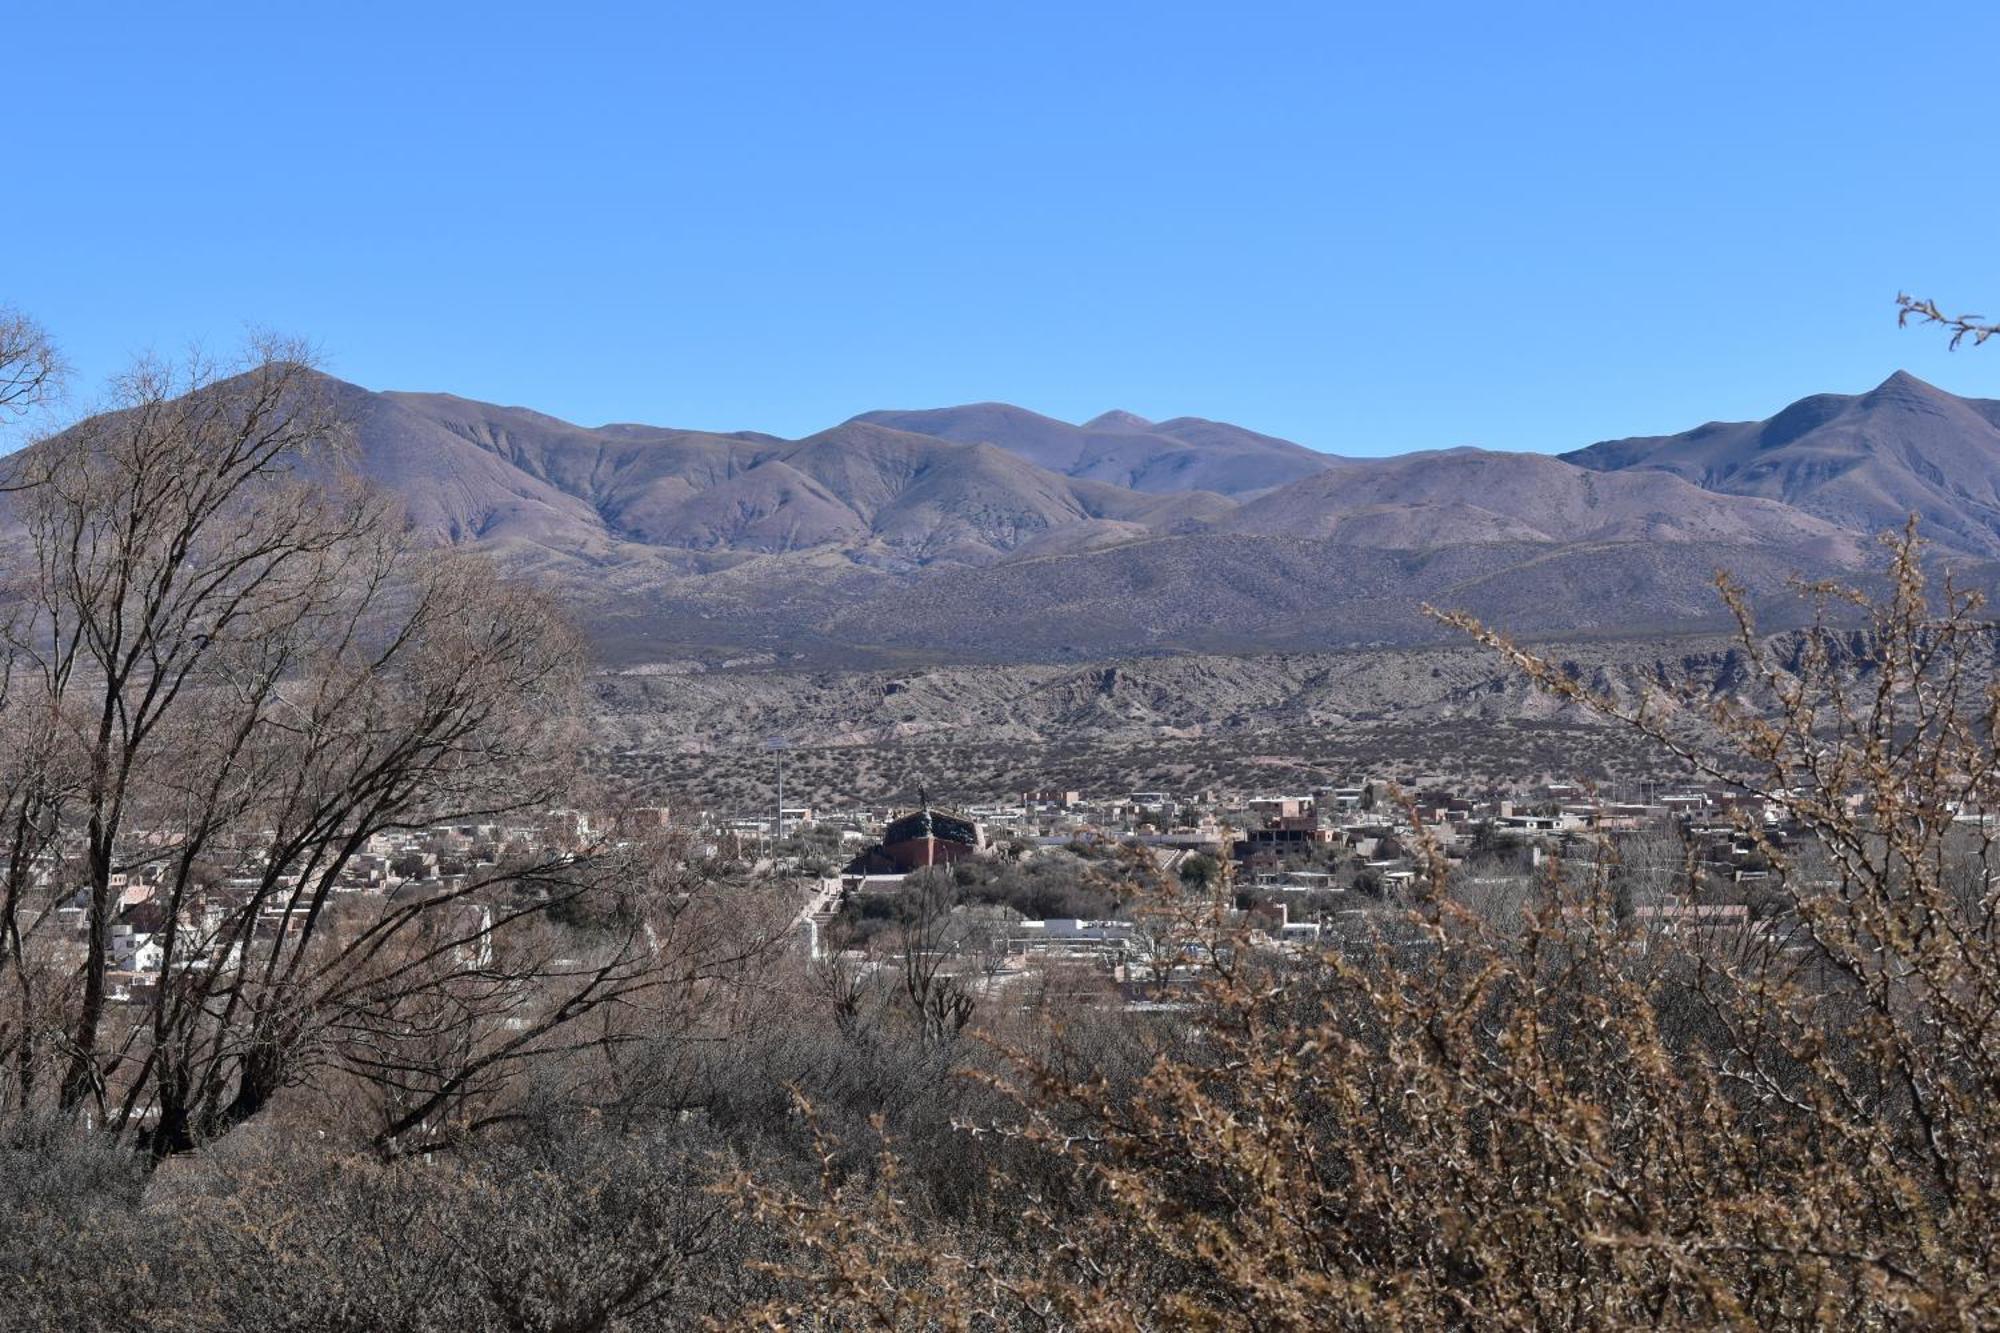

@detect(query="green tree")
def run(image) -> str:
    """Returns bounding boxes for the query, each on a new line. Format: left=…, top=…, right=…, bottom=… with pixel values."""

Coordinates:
left=1178, top=852, right=1221, bottom=891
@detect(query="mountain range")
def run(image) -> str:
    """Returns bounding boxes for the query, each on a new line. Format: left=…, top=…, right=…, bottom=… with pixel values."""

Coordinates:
left=1563, top=370, right=2000, bottom=557
left=27, top=368, right=2000, bottom=667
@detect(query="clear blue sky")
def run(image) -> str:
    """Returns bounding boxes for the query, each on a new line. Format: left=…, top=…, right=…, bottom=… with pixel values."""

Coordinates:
left=8, top=2, right=1998, bottom=454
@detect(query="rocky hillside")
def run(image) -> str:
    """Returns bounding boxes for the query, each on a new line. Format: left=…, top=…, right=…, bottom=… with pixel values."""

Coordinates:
left=591, top=624, right=2000, bottom=811
left=594, top=626, right=1972, bottom=752
left=1565, top=371, right=2000, bottom=557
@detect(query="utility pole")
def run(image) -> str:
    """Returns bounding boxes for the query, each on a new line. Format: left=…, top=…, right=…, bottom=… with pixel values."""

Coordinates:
left=767, top=735, right=789, bottom=844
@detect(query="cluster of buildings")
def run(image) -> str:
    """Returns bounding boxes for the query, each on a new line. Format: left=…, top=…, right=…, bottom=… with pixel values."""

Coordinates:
left=62, top=768, right=1897, bottom=1012
left=48, top=810, right=624, bottom=1005
left=797, top=775, right=1860, bottom=999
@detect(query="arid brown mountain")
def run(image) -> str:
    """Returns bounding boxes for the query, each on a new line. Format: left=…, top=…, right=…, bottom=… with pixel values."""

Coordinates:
left=371, top=388, right=1232, bottom=566
left=1220, top=448, right=1863, bottom=556
left=1564, top=370, right=2000, bottom=557
left=325, top=380, right=617, bottom=549
left=14, top=370, right=1998, bottom=669
left=815, top=532, right=1895, bottom=663
left=373, top=387, right=773, bottom=550
left=854, top=402, right=1336, bottom=496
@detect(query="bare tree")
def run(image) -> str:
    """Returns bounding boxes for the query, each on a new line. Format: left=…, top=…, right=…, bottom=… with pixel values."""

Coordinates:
left=0, top=339, right=781, bottom=1161
left=1897, top=292, right=2000, bottom=349
left=0, top=306, right=61, bottom=419
left=895, top=872, right=975, bottom=1048
left=330, top=828, right=794, bottom=1156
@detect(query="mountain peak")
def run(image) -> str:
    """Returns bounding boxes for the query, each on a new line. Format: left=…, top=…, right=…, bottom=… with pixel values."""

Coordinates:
left=1083, top=410, right=1154, bottom=432
left=1564, top=370, right=2000, bottom=556
left=1865, top=368, right=1946, bottom=401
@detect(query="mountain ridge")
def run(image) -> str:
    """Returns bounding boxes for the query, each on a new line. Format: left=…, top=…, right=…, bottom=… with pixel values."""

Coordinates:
left=852, top=401, right=1337, bottom=496
left=1564, top=370, right=2000, bottom=556
left=15, top=367, right=1999, bottom=668
left=277, top=369, right=2000, bottom=664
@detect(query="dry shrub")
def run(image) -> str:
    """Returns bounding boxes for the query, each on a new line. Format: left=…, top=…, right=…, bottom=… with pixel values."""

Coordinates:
left=738, top=527, right=2000, bottom=1330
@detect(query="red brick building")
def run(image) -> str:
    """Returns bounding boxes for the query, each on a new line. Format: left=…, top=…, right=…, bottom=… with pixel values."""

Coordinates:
left=843, top=801, right=986, bottom=876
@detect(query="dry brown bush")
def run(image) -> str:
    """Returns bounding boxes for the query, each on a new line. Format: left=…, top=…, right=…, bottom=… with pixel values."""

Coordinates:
left=735, top=526, right=2000, bottom=1329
